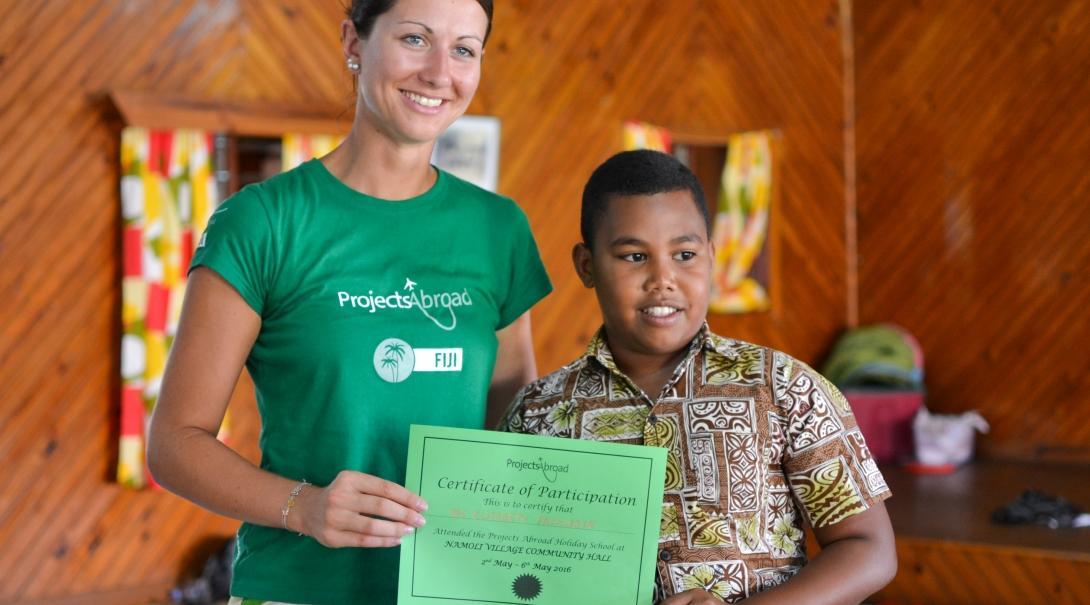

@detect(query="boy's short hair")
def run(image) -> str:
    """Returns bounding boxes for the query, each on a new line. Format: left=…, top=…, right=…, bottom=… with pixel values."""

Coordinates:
left=580, top=149, right=711, bottom=248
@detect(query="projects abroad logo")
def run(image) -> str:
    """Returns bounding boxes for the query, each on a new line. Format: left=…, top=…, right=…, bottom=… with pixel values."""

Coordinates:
left=506, top=457, right=570, bottom=483
left=338, top=277, right=471, bottom=331
left=373, top=338, right=462, bottom=384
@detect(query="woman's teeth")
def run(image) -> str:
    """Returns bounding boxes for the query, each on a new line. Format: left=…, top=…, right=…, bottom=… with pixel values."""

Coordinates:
left=404, top=91, right=442, bottom=107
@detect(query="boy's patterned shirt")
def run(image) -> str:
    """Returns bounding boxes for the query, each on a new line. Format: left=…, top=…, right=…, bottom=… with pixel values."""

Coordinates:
left=499, top=325, right=891, bottom=603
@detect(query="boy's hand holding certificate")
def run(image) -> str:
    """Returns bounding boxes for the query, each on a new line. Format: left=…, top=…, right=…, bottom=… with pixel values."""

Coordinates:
left=398, top=425, right=667, bottom=605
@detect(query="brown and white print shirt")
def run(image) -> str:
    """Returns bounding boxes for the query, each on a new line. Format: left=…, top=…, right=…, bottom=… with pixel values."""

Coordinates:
left=499, top=325, right=891, bottom=603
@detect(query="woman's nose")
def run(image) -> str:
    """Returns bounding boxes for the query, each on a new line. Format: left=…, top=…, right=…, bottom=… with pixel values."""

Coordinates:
left=420, top=49, right=453, bottom=88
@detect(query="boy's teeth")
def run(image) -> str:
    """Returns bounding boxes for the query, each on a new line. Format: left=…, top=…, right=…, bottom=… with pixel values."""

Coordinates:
left=405, top=91, right=442, bottom=107
left=643, top=306, right=678, bottom=317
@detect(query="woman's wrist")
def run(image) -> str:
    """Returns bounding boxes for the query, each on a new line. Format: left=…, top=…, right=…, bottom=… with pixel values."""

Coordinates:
left=281, top=479, right=311, bottom=535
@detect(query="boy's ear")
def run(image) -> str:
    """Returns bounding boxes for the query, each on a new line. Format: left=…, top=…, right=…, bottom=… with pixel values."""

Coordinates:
left=572, top=243, right=595, bottom=288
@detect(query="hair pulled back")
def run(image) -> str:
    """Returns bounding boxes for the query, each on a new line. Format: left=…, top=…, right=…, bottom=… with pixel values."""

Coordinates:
left=347, top=0, right=494, bottom=43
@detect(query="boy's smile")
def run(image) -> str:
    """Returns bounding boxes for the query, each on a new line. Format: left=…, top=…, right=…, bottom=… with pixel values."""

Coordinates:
left=574, top=189, right=713, bottom=384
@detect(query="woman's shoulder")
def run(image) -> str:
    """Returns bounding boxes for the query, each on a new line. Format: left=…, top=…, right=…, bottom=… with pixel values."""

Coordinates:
left=251, top=159, right=321, bottom=197
left=439, top=169, right=526, bottom=217
left=219, top=160, right=325, bottom=217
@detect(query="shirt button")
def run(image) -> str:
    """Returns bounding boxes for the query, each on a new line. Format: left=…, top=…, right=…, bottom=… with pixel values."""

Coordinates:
left=659, top=549, right=671, bottom=561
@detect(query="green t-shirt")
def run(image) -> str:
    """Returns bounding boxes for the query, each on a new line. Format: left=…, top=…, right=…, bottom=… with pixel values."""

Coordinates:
left=191, top=159, right=552, bottom=604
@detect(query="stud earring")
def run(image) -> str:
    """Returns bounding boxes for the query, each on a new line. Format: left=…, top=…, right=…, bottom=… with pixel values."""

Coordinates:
left=346, top=57, right=360, bottom=72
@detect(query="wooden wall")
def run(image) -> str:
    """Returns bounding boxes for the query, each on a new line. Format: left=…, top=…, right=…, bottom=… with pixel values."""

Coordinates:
left=0, top=1, right=850, bottom=602
left=854, top=0, right=1090, bottom=461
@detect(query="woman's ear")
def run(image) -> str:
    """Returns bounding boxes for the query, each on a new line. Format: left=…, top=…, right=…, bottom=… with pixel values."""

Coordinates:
left=341, top=19, right=361, bottom=62
left=572, top=243, right=595, bottom=288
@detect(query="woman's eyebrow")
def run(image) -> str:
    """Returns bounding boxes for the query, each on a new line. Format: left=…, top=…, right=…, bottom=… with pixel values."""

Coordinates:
left=399, top=20, right=484, bottom=43
left=399, top=20, right=433, bottom=32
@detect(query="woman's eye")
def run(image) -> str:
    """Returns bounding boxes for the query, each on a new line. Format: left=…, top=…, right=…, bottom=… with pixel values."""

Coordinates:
left=674, top=250, right=697, bottom=261
left=454, top=46, right=477, bottom=58
left=620, top=253, right=647, bottom=263
left=403, top=34, right=425, bottom=46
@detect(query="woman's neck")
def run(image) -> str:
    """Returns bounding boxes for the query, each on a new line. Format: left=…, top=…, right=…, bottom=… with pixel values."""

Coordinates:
left=322, top=121, right=438, bottom=200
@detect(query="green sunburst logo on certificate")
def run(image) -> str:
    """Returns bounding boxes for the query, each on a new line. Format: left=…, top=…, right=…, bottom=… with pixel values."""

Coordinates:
left=512, top=574, right=542, bottom=600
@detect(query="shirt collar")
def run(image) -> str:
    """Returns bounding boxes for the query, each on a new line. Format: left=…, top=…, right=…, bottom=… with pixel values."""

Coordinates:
left=584, top=321, right=740, bottom=381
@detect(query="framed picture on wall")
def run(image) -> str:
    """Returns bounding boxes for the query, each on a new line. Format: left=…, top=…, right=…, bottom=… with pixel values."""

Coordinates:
left=432, top=115, right=500, bottom=192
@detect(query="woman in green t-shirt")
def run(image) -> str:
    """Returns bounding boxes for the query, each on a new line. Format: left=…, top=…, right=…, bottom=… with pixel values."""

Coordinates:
left=147, top=1, right=552, bottom=603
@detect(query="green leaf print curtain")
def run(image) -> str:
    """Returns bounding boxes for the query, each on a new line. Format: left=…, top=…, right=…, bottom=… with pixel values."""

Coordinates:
left=708, top=131, right=774, bottom=314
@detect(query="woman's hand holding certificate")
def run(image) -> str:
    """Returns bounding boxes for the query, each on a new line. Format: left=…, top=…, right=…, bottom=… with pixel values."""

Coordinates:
left=398, top=425, right=667, bottom=605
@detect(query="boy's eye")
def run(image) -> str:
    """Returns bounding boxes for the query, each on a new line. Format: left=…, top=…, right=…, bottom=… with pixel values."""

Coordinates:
left=674, top=250, right=697, bottom=261
left=620, top=252, right=647, bottom=263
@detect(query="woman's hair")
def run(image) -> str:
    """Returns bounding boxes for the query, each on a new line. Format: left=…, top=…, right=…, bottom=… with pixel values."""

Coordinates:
left=347, top=0, right=494, bottom=44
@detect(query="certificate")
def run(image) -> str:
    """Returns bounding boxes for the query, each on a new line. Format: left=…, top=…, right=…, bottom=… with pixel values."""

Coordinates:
left=398, top=425, right=667, bottom=605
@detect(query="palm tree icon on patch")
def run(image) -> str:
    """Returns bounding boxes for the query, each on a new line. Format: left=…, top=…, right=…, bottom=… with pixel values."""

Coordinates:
left=374, top=338, right=415, bottom=383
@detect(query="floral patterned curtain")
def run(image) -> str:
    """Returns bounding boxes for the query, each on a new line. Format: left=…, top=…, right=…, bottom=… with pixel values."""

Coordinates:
left=709, top=131, right=774, bottom=314
left=282, top=133, right=342, bottom=171
left=622, top=121, right=672, bottom=152
left=118, top=128, right=220, bottom=488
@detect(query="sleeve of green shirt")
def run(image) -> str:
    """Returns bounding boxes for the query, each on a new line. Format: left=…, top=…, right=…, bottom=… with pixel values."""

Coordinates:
left=496, top=202, right=552, bottom=330
left=189, top=185, right=275, bottom=315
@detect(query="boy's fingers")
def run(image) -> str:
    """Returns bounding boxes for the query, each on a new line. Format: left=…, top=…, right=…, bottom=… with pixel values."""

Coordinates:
left=661, top=589, right=719, bottom=604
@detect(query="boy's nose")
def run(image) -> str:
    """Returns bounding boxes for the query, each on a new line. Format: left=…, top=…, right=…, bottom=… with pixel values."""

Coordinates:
left=644, top=260, right=677, bottom=292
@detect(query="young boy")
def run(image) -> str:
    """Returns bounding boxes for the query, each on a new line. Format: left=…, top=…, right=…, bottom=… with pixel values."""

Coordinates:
left=500, top=150, right=896, bottom=604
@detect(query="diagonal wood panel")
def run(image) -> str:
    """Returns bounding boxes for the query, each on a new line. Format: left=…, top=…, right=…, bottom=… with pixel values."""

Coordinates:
left=0, top=1, right=849, bottom=601
left=855, top=0, right=1090, bottom=461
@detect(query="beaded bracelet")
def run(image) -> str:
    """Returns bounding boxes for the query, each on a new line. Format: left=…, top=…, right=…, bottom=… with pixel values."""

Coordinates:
left=281, top=479, right=310, bottom=535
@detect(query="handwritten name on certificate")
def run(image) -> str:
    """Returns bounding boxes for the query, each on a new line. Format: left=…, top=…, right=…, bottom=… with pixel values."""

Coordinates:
left=398, top=425, right=667, bottom=605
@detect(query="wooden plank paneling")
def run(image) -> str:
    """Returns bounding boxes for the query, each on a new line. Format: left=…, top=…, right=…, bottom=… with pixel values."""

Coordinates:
left=855, top=0, right=1090, bottom=461
left=478, top=0, right=851, bottom=367
left=875, top=461, right=1090, bottom=604
left=0, top=1, right=849, bottom=602
left=874, top=538, right=1090, bottom=605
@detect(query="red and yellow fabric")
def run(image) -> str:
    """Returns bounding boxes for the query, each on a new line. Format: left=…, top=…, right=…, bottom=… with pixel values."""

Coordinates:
left=710, top=131, right=773, bottom=314
left=282, top=133, right=342, bottom=171
left=118, top=127, right=221, bottom=488
left=622, top=121, right=672, bottom=153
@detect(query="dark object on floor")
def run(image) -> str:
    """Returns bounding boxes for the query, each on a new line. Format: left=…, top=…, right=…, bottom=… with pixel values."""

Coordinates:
left=170, top=537, right=235, bottom=604
left=991, top=490, right=1085, bottom=529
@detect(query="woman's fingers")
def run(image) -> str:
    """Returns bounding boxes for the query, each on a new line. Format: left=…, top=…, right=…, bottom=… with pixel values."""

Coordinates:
left=323, top=529, right=404, bottom=549
left=347, top=471, right=428, bottom=512
left=357, top=494, right=427, bottom=526
left=304, top=471, right=430, bottom=548
left=327, top=473, right=427, bottom=526
left=334, top=507, right=416, bottom=537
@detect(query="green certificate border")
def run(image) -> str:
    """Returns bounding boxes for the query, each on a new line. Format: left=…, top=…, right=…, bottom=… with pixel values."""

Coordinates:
left=398, top=425, right=667, bottom=605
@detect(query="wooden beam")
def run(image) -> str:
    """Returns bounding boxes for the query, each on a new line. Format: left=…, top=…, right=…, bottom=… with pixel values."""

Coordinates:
left=108, top=90, right=352, bottom=135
